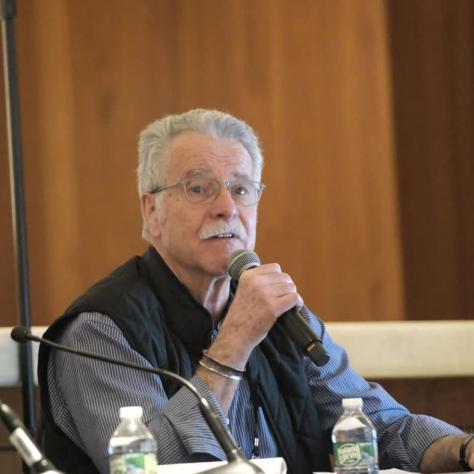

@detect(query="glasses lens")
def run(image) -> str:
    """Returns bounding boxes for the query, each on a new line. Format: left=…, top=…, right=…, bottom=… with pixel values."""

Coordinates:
left=184, top=177, right=219, bottom=203
left=182, top=177, right=263, bottom=205
left=229, top=180, right=260, bottom=205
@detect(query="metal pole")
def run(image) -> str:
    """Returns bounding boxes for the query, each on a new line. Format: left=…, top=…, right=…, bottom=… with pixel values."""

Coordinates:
left=0, top=0, right=37, bottom=448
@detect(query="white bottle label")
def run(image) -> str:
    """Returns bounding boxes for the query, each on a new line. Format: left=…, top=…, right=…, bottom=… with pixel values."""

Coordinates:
left=110, top=452, right=157, bottom=474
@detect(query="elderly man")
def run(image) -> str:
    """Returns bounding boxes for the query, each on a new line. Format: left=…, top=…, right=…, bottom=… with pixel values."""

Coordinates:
left=38, top=109, right=473, bottom=474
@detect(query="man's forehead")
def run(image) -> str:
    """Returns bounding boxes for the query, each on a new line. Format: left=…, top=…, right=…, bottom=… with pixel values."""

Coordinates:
left=166, top=132, right=254, bottom=176
left=182, top=168, right=251, bottom=179
left=167, top=131, right=248, bottom=155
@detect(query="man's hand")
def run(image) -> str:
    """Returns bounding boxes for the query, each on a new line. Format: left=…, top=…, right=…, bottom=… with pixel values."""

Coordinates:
left=210, top=263, right=303, bottom=369
left=465, top=435, right=474, bottom=471
left=420, top=434, right=474, bottom=472
left=195, top=262, right=302, bottom=414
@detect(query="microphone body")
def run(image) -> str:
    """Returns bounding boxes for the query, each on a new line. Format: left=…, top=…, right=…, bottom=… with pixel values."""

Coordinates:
left=11, top=326, right=263, bottom=474
left=229, top=250, right=330, bottom=366
left=0, top=401, right=64, bottom=474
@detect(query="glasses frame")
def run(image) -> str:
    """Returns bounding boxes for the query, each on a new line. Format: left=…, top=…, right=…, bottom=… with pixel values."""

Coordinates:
left=149, top=177, right=266, bottom=206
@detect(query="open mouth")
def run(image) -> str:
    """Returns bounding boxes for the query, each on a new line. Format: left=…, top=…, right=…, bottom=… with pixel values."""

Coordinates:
left=208, top=232, right=238, bottom=239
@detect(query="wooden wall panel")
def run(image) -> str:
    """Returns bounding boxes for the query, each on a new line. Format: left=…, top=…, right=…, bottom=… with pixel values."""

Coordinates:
left=387, top=0, right=474, bottom=320
left=2, top=0, right=471, bottom=327
left=254, top=1, right=403, bottom=321
left=1, top=0, right=403, bottom=326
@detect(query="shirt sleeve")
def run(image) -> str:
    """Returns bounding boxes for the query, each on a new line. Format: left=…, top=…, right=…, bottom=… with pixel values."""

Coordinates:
left=49, top=312, right=228, bottom=473
left=302, top=310, right=464, bottom=471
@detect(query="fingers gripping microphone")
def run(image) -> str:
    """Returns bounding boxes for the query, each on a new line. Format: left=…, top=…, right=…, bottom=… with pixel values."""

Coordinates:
left=11, top=327, right=263, bottom=474
left=229, top=250, right=330, bottom=366
left=0, top=401, right=64, bottom=474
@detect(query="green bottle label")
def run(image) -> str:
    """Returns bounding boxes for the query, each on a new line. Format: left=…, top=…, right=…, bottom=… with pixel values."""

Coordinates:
left=110, top=452, right=157, bottom=474
left=334, top=442, right=377, bottom=468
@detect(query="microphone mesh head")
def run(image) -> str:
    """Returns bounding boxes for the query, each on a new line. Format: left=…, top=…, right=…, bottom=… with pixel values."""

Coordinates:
left=228, top=250, right=260, bottom=281
left=10, top=326, right=29, bottom=343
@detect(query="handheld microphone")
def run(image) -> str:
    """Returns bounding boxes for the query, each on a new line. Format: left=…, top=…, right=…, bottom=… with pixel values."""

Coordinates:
left=0, top=401, right=64, bottom=474
left=11, top=326, right=263, bottom=474
left=229, top=250, right=330, bottom=367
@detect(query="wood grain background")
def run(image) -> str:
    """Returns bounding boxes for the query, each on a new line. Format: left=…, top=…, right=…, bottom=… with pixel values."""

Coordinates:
left=1, top=0, right=473, bottom=327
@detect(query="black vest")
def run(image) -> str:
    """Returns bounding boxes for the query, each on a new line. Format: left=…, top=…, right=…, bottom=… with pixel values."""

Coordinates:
left=38, top=247, right=332, bottom=474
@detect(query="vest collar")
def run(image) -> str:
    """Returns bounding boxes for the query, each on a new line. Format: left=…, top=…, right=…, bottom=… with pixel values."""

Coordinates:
left=141, top=247, right=216, bottom=356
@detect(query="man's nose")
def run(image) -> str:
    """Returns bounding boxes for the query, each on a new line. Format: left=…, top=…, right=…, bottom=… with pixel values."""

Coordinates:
left=210, top=184, right=238, bottom=219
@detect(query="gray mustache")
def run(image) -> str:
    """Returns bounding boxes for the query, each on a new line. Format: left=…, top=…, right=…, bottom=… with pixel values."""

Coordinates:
left=199, top=220, right=246, bottom=239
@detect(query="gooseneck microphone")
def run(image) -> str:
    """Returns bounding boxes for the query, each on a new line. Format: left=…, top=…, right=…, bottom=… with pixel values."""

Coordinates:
left=0, top=401, right=64, bottom=474
left=11, top=326, right=263, bottom=474
left=229, top=250, right=330, bottom=367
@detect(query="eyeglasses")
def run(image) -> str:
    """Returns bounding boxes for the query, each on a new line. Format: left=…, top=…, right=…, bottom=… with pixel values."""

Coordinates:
left=150, top=176, right=266, bottom=206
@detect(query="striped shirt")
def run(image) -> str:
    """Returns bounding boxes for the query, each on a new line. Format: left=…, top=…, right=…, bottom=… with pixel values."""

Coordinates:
left=48, top=311, right=462, bottom=473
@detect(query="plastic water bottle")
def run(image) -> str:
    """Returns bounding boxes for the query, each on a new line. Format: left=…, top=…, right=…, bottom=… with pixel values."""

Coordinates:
left=332, top=398, right=378, bottom=474
left=108, top=406, right=158, bottom=474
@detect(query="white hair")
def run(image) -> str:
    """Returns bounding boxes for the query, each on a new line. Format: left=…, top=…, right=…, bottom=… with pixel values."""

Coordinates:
left=137, top=109, right=264, bottom=241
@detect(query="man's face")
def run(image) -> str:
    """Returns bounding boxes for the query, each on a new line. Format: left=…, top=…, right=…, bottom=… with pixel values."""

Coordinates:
left=144, top=131, right=258, bottom=281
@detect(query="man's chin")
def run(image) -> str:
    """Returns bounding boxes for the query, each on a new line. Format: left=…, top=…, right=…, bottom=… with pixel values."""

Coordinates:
left=199, top=238, right=249, bottom=272
left=206, top=260, right=232, bottom=278
left=201, top=258, right=234, bottom=279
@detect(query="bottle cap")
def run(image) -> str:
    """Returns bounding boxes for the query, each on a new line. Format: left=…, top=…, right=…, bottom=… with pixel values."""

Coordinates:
left=342, top=398, right=363, bottom=409
left=119, top=406, right=143, bottom=419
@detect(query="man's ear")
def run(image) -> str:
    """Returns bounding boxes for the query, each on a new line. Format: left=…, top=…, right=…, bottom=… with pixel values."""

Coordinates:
left=140, top=194, right=161, bottom=238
